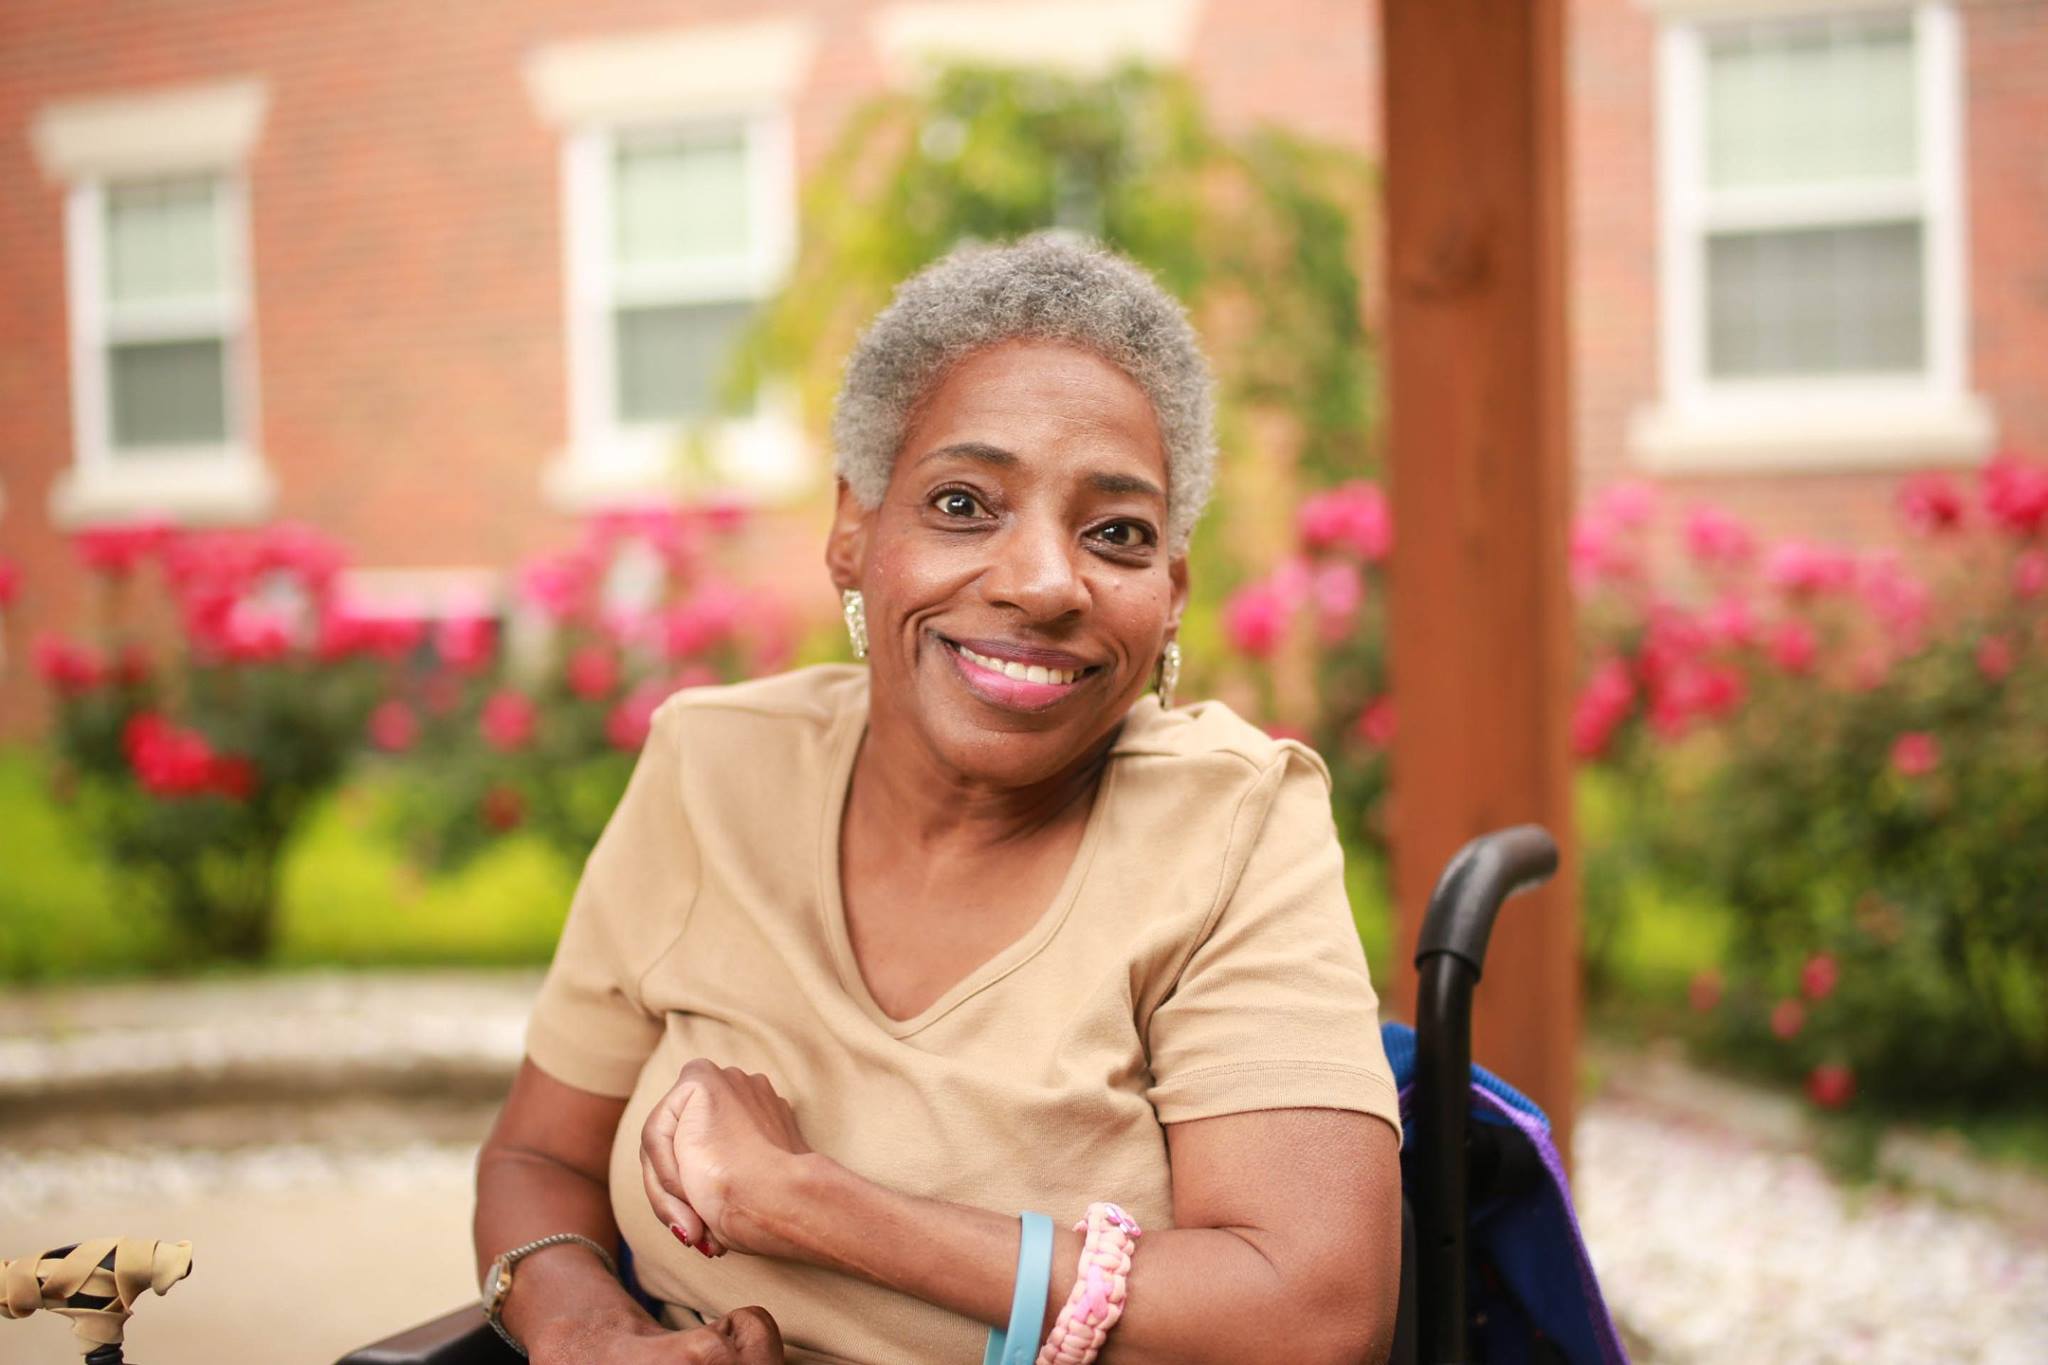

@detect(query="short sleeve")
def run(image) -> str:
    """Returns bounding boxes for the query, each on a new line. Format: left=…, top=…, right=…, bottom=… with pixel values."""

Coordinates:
left=524, top=698, right=698, bottom=1097
left=1144, top=748, right=1402, bottom=1140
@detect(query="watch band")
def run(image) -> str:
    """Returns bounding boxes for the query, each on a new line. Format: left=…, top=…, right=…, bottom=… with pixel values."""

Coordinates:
left=482, top=1232, right=619, bottom=1357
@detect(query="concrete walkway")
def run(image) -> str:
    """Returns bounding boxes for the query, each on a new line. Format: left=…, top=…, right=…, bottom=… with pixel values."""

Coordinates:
left=3, top=971, right=2045, bottom=1363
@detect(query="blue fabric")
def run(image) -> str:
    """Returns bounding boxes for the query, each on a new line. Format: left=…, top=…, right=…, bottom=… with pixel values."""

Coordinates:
left=1381, top=1021, right=1629, bottom=1365
left=982, top=1211, right=1055, bottom=1365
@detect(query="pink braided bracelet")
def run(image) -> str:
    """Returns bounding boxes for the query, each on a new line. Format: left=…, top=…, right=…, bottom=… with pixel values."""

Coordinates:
left=1034, top=1202, right=1142, bottom=1365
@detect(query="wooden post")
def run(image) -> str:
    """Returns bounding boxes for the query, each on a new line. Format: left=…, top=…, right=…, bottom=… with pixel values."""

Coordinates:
left=1379, top=0, right=1580, bottom=1161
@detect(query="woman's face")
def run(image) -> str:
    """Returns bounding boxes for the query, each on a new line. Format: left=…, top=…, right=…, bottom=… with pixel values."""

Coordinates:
left=829, top=339, right=1188, bottom=788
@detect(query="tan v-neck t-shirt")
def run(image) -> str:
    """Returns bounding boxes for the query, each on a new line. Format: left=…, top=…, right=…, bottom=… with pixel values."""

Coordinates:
left=524, top=664, right=1401, bottom=1364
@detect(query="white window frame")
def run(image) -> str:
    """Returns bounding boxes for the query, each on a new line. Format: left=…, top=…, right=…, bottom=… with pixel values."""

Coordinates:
left=523, top=20, right=818, bottom=509
left=33, top=80, right=274, bottom=524
left=1632, top=1, right=1992, bottom=473
left=553, top=109, right=800, bottom=503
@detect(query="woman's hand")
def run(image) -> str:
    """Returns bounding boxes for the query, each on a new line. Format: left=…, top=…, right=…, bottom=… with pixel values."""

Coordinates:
left=531, top=1304, right=785, bottom=1363
left=641, top=1059, right=814, bottom=1259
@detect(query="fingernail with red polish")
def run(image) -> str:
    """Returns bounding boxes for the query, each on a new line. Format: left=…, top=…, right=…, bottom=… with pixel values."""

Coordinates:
left=671, top=1224, right=691, bottom=1247
left=697, top=1242, right=715, bottom=1258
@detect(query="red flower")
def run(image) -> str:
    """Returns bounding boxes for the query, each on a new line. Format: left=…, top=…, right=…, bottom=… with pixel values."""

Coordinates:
left=1221, top=580, right=1292, bottom=658
left=1353, top=696, right=1396, bottom=749
left=605, top=682, right=668, bottom=752
left=1889, top=731, right=1939, bottom=778
left=1770, top=999, right=1806, bottom=1040
left=75, top=520, right=171, bottom=577
left=662, top=583, right=747, bottom=660
left=517, top=552, right=597, bottom=623
left=480, top=690, right=538, bottom=752
left=368, top=699, right=420, bottom=753
left=1765, top=619, right=1819, bottom=675
left=2014, top=550, right=2048, bottom=600
left=1311, top=560, right=1365, bottom=639
left=33, top=634, right=105, bottom=694
left=566, top=644, right=620, bottom=700
left=1799, top=953, right=1838, bottom=1003
left=437, top=615, right=496, bottom=673
left=208, top=755, right=258, bottom=802
left=1689, top=969, right=1723, bottom=1013
left=1683, top=506, right=1757, bottom=569
left=1898, top=473, right=1966, bottom=534
left=123, top=712, right=221, bottom=797
left=1806, top=1063, right=1856, bottom=1110
left=1982, top=453, right=2048, bottom=537
left=1764, top=540, right=1858, bottom=597
left=1297, top=482, right=1392, bottom=562
left=0, top=554, right=19, bottom=607
left=1570, top=657, right=1635, bottom=758
left=481, top=784, right=525, bottom=832
left=1976, top=635, right=2014, bottom=683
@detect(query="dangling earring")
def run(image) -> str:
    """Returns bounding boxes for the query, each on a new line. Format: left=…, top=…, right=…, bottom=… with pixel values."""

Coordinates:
left=1153, top=639, right=1181, bottom=709
left=842, top=589, right=868, bottom=661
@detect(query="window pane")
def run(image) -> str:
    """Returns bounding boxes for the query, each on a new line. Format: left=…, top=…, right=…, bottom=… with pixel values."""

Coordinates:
left=1706, top=221, right=1923, bottom=379
left=1705, top=14, right=1916, bottom=189
left=105, top=176, right=225, bottom=305
left=613, top=129, right=750, bottom=267
left=614, top=300, right=754, bottom=423
left=109, top=338, right=231, bottom=447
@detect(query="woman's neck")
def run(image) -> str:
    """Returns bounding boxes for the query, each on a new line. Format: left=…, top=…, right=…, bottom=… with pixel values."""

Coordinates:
left=848, top=704, right=1118, bottom=854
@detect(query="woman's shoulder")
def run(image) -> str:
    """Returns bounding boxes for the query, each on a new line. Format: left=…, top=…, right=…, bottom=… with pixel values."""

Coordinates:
left=654, top=663, right=867, bottom=734
left=1110, top=694, right=1332, bottom=791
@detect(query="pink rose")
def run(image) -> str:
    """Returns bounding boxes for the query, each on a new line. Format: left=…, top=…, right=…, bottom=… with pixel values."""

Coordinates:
left=1570, top=658, right=1635, bottom=758
left=1221, top=580, right=1292, bottom=658
left=1297, top=482, right=1392, bottom=562
left=368, top=699, right=420, bottom=753
left=481, top=690, right=538, bottom=752
left=1982, top=453, right=2048, bottom=537
left=1889, top=731, right=1938, bottom=777
left=438, top=615, right=496, bottom=673
left=2014, top=550, right=2048, bottom=600
left=566, top=644, right=620, bottom=700
left=33, top=634, right=105, bottom=694
left=1683, top=506, right=1757, bottom=569
left=1976, top=635, right=2014, bottom=683
left=1806, top=1063, right=1855, bottom=1110
left=1898, top=473, right=1966, bottom=534
left=1770, top=999, right=1805, bottom=1040
left=1800, top=953, right=1838, bottom=1003
left=1352, top=696, right=1396, bottom=749
left=1766, top=619, right=1819, bottom=675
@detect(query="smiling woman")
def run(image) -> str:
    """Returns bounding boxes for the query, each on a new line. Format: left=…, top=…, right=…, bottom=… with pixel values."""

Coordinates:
left=473, top=234, right=1403, bottom=1365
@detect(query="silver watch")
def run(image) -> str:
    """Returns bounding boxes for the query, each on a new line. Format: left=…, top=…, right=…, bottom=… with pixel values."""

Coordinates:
left=480, top=1233, right=619, bottom=1356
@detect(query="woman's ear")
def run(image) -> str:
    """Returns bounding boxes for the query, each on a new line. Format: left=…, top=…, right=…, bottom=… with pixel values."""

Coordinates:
left=1165, top=554, right=1191, bottom=637
left=824, top=479, right=869, bottom=593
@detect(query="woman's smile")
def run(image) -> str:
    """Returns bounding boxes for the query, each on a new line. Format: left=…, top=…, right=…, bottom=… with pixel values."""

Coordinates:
left=932, top=630, right=1105, bottom=712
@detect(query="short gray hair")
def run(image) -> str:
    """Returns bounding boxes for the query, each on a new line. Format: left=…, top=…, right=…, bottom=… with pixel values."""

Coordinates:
left=832, top=232, right=1216, bottom=552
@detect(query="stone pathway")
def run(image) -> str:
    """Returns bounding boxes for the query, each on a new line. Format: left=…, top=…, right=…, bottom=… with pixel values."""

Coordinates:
left=2, top=971, right=2044, bottom=1363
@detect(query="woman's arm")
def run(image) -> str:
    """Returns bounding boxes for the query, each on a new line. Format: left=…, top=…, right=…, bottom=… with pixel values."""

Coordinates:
left=479, top=1059, right=751, bottom=1361
left=645, top=1063, right=1402, bottom=1365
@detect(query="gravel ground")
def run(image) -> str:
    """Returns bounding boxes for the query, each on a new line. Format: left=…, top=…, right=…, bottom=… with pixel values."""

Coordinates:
left=5, top=971, right=2046, bottom=1362
left=1576, top=1100, right=2048, bottom=1364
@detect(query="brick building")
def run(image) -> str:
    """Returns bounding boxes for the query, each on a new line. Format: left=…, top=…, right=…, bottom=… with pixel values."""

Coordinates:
left=1, top=0, right=2043, bottom=734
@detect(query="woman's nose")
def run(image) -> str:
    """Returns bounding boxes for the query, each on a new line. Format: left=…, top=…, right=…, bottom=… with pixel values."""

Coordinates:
left=982, top=520, right=1090, bottom=620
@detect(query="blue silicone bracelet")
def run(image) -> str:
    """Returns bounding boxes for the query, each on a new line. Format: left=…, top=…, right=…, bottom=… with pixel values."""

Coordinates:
left=981, top=1211, right=1055, bottom=1365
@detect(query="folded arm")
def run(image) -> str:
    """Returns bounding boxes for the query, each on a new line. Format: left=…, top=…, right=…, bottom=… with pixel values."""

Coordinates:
left=645, top=1061, right=1402, bottom=1365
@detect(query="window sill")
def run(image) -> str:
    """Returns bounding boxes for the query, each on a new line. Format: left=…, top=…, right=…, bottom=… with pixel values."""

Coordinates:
left=1628, top=393, right=1996, bottom=476
left=49, top=453, right=276, bottom=527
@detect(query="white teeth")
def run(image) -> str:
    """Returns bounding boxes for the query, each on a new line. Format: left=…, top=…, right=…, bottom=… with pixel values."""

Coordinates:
left=955, top=644, right=1082, bottom=686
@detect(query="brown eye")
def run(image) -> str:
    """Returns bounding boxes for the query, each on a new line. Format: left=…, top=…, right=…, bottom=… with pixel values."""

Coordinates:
left=934, top=489, right=986, bottom=518
left=1092, top=520, right=1153, bottom=549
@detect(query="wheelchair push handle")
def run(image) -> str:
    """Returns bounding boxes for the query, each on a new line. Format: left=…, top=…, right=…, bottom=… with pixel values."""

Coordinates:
left=1413, top=824, right=1559, bottom=980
